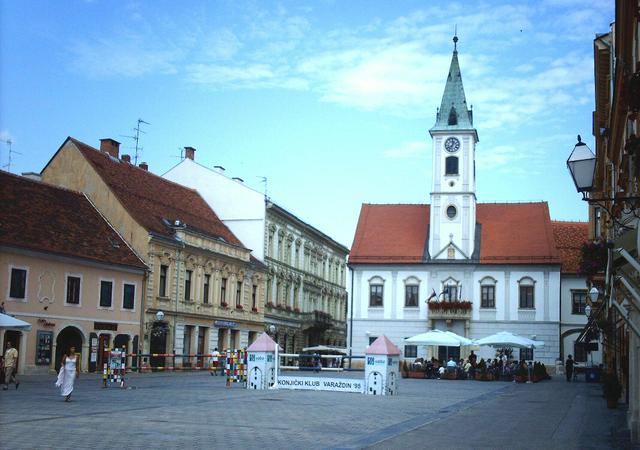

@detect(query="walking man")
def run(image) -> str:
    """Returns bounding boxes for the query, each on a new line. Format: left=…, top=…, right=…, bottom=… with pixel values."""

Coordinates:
left=565, top=354, right=574, bottom=382
left=210, top=348, right=220, bottom=376
left=3, top=341, right=19, bottom=390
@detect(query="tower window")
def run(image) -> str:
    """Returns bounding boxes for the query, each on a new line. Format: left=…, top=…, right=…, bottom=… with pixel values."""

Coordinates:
left=445, top=156, right=458, bottom=175
left=446, top=205, right=457, bottom=219
left=448, top=106, right=458, bottom=125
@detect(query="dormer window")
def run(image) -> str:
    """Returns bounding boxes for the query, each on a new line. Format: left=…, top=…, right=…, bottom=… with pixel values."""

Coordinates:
left=448, top=106, right=458, bottom=125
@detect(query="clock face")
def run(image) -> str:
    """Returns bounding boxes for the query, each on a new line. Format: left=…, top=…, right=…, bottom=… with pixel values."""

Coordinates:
left=444, top=137, right=460, bottom=153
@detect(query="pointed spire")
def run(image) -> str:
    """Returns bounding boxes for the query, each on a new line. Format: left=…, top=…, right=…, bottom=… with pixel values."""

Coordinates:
left=430, top=34, right=474, bottom=133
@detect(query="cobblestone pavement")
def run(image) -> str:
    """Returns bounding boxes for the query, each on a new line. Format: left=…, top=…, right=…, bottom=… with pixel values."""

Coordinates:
left=0, top=371, right=633, bottom=450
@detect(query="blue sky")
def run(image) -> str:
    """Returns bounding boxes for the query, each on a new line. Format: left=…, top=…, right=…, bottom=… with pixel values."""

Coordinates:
left=0, top=0, right=613, bottom=247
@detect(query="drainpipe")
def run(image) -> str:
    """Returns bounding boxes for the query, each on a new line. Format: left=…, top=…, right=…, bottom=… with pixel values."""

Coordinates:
left=348, top=265, right=354, bottom=369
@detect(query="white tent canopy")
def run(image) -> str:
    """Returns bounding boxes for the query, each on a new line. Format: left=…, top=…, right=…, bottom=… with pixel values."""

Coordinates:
left=301, top=345, right=348, bottom=354
left=404, top=329, right=472, bottom=347
left=0, top=313, right=32, bottom=331
left=473, top=331, right=544, bottom=349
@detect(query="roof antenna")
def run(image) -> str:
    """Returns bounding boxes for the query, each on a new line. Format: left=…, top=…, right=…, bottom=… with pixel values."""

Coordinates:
left=1, top=138, right=21, bottom=173
left=257, top=176, right=268, bottom=200
left=122, top=119, right=150, bottom=165
left=453, top=25, right=458, bottom=52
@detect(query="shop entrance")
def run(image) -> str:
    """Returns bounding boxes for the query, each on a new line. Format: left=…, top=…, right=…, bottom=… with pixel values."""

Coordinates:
left=55, top=326, right=83, bottom=370
left=150, top=323, right=168, bottom=368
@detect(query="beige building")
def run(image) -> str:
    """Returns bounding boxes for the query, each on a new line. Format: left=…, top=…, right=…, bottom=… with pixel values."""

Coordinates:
left=41, top=137, right=267, bottom=367
left=0, top=171, right=147, bottom=374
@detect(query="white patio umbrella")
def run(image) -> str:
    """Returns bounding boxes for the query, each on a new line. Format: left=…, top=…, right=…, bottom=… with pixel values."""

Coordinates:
left=473, top=331, right=544, bottom=349
left=405, top=329, right=471, bottom=347
left=0, top=313, right=32, bottom=331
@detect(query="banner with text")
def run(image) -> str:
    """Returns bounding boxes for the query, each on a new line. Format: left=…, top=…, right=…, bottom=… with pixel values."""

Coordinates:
left=277, top=376, right=363, bottom=393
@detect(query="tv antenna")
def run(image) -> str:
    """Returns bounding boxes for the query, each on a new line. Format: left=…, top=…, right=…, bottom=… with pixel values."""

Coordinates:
left=171, top=147, right=185, bottom=160
left=257, top=176, right=268, bottom=199
left=1, top=139, right=21, bottom=172
left=122, top=118, right=150, bottom=165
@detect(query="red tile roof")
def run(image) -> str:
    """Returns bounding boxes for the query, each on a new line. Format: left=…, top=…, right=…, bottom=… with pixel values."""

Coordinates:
left=350, top=204, right=430, bottom=263
left=552, top=221, right=589, bottom=274
left=66, top=138, right=244, bottom=247
left=349, top=202, right=561, bottom=265
left=0, top=171, right=146, bottom=269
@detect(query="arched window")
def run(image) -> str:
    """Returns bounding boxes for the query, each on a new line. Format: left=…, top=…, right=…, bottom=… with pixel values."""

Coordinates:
left=479, top=276, right=497, bottom=308
left=518, top=277, right=535, bottom=309
left=368, top=276, right=384, bottom=307
left=445, top=156, right=458, bottom=175
left=404, top=276, right=420, bottom=307
left=448, top=106, right=458, bottom=125
left=442, top=277, right=460, bottom=301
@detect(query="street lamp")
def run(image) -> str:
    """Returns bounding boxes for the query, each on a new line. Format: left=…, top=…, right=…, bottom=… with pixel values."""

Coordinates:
left=155, top=310, right=165, bottom=321
left=566, top=135, right=596, bottom=196
left=585, top=304, right=592, bottom=318
left=588, top=287, right=599, bottom=304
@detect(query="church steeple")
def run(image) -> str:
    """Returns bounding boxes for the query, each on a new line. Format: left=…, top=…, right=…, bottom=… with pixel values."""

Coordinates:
left=430, top=35, right=474, bottom=134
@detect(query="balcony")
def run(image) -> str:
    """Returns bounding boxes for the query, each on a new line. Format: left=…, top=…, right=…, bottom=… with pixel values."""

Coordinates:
left=427, top=300, right=472, bottom=321
left=302, top=310, right=334, bottom=330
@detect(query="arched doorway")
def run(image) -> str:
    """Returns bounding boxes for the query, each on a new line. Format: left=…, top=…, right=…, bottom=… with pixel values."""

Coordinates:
left=55, top=326, right=84, bottom=371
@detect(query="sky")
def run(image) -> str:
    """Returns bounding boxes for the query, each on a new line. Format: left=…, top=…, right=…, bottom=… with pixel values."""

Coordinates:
left=0, top=0, right=614, bottom=248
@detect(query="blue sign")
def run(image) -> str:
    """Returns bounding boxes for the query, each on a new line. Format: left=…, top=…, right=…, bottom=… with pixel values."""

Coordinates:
left=214, top=320, right=237, bottom=328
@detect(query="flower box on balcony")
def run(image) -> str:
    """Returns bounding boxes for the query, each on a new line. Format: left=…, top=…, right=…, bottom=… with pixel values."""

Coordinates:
left=251, top=307, right=259, bottom=313
left=427, top=300, right=472, bottom=312
left=220, top=301, right=229, bottom=309
left=266, top=302, right=275, bottom=308
left=236, top=305, right=244, bottom=310
left=285, top=305, right=292, bottom=312
left=293, top=307, right=301, bottom=313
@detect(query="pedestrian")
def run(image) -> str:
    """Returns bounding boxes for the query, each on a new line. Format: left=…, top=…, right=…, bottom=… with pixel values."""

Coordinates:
left=210, top=347, right=220, bottom=376
left=3, top=341, right=19, bottom=390
left=565, top=354, right=574, bottom=382
left=56, top=345, right=79, bottom=401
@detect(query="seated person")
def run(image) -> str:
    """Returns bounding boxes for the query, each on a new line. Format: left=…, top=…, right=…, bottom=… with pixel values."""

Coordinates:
left=446, top=357, right=457, bottom=373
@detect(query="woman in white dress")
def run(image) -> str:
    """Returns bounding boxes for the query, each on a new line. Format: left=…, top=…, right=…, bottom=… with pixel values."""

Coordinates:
left=56, top=346, right=79, bottom=402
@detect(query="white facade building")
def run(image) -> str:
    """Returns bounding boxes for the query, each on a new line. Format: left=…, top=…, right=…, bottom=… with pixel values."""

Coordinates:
left=163, top=151, right=349, bottom=352
left=348, top=37, right=575, bottom=366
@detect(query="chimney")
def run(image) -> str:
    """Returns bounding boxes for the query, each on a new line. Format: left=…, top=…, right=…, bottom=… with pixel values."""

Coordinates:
left=184, top=147, right=196, bottom=161
left=213, top=165, right=225, bottom=174
left=139, top=162, right=149, bottom=171
left=100, top=138, right=120, bottom=158
left=122, top=154, right=131, bottom=163
left=232, top=177, right=244, bottom=183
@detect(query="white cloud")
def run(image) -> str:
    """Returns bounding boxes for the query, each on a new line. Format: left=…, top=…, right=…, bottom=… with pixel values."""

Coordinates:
left=383, top=141, right=428, bottom=159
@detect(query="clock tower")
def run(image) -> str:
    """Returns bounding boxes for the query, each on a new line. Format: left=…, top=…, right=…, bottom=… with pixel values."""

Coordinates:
left=428, top=35, right=479, bottom=260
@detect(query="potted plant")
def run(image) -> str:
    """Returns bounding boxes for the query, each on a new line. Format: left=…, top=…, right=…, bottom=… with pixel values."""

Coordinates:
left=602, top=372, right=622, bottom=409
left=251, top=307, right=258, bottom=313
left=220, top=301, right=229, bottom=309
left=235, top=304, right=244, bottom=310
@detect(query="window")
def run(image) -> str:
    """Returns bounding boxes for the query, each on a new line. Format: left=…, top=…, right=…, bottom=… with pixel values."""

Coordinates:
left=66, top=276, right=81, bottom=305
left=123, top=283, right=135, bottom=310
left=236, top=281, right=242, bottom=307
left=159, top=265, right=168, bottom=297
left=99, top=280, right=113, bottom=308
left=446, top=205, right=457, bottom=219
left=368, top=336, right=377, bottom=345
left=404, top=344, right=417, bottom=358
left=519, top=285, right=534, bottom=309
left=9, top=268, right=27, bottom=299
left=405, top=285, right=419, bottom=307
left=184, top=270, right=192, bottom=301
left=252, top=285, right=258, bottom=310
left=572, top=290, right=587, bottom=314
left=481, top=285, right=495, bottom=308
left=442, top=278, right=459, bottom=301
left=220, top=277, right=227, bottom=304
left=203, top=274, right=210, bottom=304
left=369, top=285, right=383, bottom=307
left=594, top=207, right=602, bottom=238
left=447, top=106, right=457, bottom=125
left=520, top=348, right=533, bottom=361
left=445, top=156, right=459, bottom=175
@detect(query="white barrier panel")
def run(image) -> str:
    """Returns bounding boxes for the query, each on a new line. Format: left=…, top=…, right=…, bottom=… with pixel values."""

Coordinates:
left=277, top=376, right=364, bottom=393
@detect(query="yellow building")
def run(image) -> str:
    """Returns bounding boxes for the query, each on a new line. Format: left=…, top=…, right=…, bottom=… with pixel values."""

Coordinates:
left=41, top=137, right=267, bottom=367
left=0, top=171, right=147, bottom=374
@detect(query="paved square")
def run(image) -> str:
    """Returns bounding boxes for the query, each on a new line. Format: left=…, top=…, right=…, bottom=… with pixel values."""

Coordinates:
left=0, top=372, right=630, bottom=449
